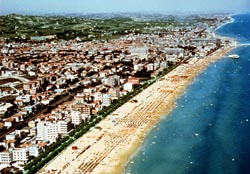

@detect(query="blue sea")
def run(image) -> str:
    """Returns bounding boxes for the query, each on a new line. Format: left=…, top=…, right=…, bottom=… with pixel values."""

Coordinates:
left=126, top=13, right=250, bottom=174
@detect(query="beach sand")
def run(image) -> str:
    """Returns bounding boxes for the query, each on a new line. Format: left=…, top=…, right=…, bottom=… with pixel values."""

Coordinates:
left=39, top=46, right=235, bottom=174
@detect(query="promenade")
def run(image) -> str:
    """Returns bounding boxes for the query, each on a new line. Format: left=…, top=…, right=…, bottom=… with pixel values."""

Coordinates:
left=38, top=46, right=235, bottom=174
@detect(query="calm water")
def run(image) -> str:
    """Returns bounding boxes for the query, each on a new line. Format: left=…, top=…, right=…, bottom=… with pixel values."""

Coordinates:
left=126, top=14, right=250, bottom=174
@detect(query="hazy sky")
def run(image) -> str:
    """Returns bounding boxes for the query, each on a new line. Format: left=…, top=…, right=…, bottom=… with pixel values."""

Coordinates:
left=1, top=0, right=249, bottom=15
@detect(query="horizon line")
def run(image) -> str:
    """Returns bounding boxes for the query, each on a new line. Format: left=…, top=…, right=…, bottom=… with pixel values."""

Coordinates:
left=1, top=10, right=250, bottom=16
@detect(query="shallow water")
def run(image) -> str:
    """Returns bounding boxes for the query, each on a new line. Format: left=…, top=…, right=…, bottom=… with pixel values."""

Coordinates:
left=126, top=13, right=250, bottom=174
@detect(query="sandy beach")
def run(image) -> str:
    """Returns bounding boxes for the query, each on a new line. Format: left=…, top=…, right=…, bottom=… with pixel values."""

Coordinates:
left=38, top=45, right=235, bottom=174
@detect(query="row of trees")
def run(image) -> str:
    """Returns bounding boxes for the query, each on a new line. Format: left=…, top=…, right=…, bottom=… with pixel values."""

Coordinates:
left=23, top=63, right=180, bottom=174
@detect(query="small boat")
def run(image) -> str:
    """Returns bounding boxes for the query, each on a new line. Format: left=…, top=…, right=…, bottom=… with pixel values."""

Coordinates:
left=228, top=54, right=240, bottom=59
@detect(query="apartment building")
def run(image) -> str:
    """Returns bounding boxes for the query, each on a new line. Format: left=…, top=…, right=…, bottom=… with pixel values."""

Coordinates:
left=12, top=148, right=29, bottom=164
left=57, top=118, right=71, bottom=136
left=0, top=151, right=12, bottom=165
left=36, top=121, right=59, bottom=143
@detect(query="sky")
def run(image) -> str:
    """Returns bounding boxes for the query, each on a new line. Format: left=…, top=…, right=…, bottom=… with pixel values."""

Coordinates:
left=0, top=0, right=250, bottom=15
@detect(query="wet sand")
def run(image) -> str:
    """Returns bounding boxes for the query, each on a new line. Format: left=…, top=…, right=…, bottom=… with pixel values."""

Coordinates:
left=39, top=46, right=235, bottom=174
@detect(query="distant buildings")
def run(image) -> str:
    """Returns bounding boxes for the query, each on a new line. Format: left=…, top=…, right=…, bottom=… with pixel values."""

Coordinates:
left=30, top=35, right=56, bottom=41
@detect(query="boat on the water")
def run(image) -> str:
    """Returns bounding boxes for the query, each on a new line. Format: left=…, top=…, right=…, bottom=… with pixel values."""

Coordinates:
left=228, top=54, right=240, bottom=59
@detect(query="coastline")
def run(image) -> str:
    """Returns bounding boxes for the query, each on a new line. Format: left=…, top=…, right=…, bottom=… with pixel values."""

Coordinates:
left=110, top=46, right=237, bottom=174
left=39, top=44, right=236, bottom=174
left=215, top=14, right=235, bottom=32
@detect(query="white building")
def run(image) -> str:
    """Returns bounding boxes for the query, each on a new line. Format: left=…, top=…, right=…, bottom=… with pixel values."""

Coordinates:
left=134, top=64, right=144, bottom=71
left=129, top=46, right=148, bottom=59
left=123, top=83, right=133, bottom=92
left=108, top=88, right=120, bottom=99
left=160, top=61, right=168, bottom=69
left=74, top=93, right=85, bottom=104
left=101, top=94, right=111, bottom=107
left=165, top=48, right=184, bottom=63
left=94, top=92, right=103, bottom=102
left=57, top=119, right=71, bottom=136
left=147, top=63, right=154, bottom=71
left=12, top=148, right=29, bottom=164
left=28, top=145, right=39, bottom=157
left=106, top=75, right=120, bottom=87
left=71, top=110, right=83, bottom=126
left=0, top=151, right=12, bottom=165
left=36, top=121, right=59, bottom=143
left=5, top=132, right=17, bottom=141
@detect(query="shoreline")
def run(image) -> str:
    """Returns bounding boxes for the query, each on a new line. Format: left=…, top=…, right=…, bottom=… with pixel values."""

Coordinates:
left=114, top=47, right=237, bottom=174
left=102, top=47, right=236, bottom=174
left=39, top=44, right=236, bottom=174
left=215, top=15, right=235, bottom=32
